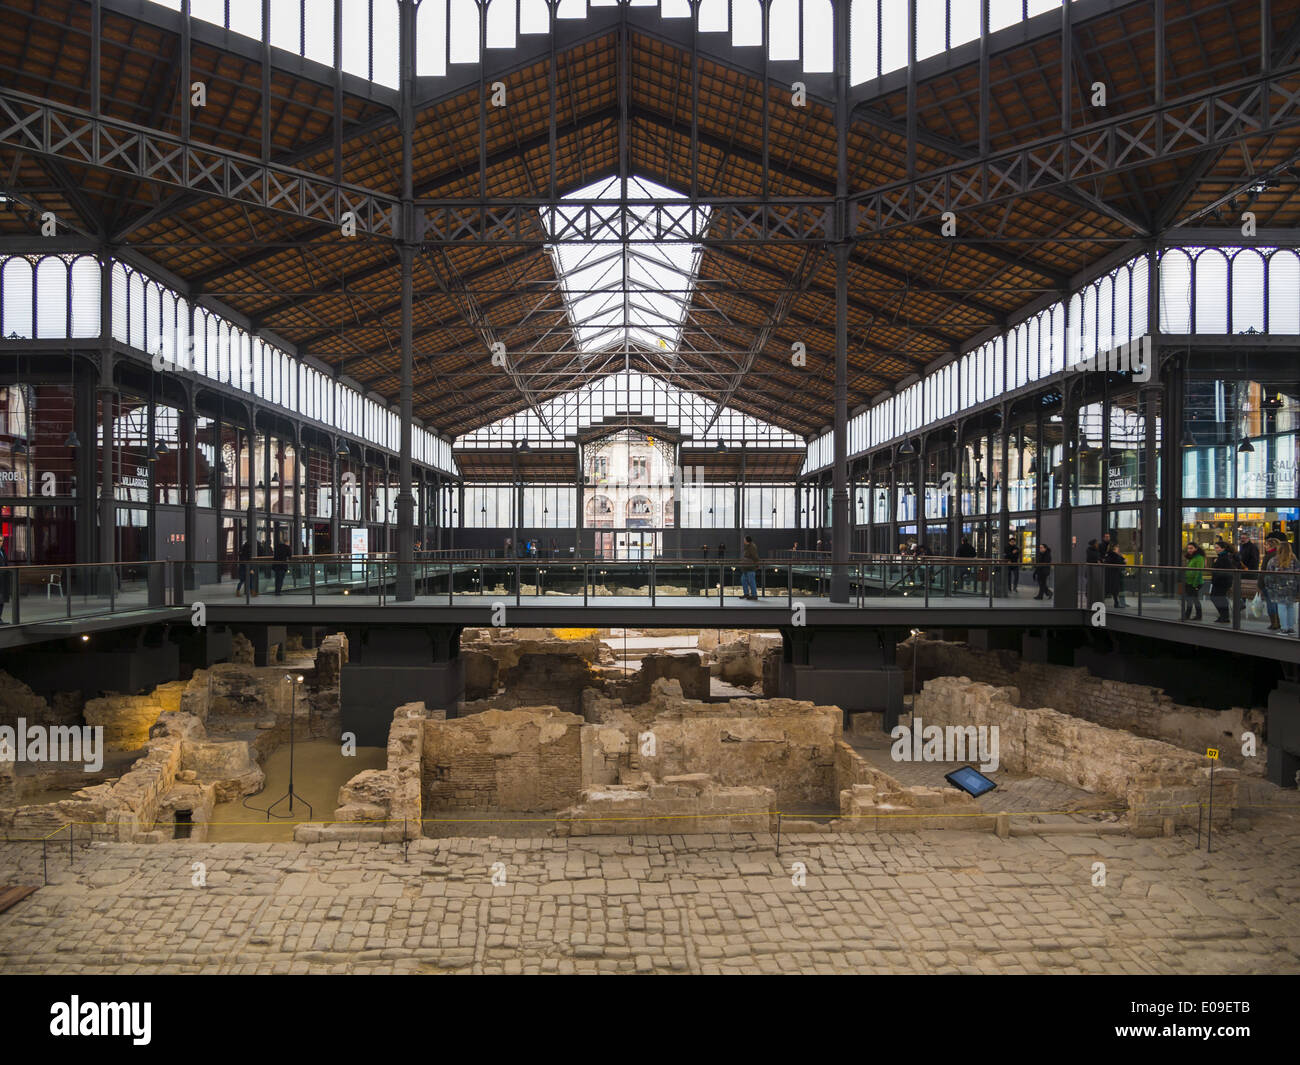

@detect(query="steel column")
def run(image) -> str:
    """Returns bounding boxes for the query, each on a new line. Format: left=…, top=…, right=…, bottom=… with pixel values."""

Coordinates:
left=831, top=0, right=850, bottom=603
left=184, top=385, right=198, bottom=588
left=396, top=0, right=417, bottom=601
left=98, top=253, right=115, bottom=570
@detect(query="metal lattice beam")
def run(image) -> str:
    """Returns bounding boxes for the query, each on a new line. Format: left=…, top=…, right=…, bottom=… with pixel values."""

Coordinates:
left=0, top=87, right=400, bottom=237
left=851, top=68, right=1300, bottom=236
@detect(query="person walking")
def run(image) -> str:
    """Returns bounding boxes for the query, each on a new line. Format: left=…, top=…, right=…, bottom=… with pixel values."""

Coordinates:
left=1085, top=538, right=1103, bottom=607
left=1208, top=539, right=1239, bottom=623
left=1239, top=531, right=1260, bottom=611
left=1004, top=535, right=1020, bottom=593
left=1181, top=541, right=1206, bottom=620
left=955, top=535, right=977, bottom=590
left=1261, top=537, right=1281, bottom=630
left=741, top=535, right=760, bottom=600
left=236, top=536, right=258, bottom=596
left=272, top=534, right=292, bottom=595
left=1032, top=543, right=1052, bottom=600
left=1103, top=542, right=1127, bottom=608
left=1263, top=537, right=1300, bottom=635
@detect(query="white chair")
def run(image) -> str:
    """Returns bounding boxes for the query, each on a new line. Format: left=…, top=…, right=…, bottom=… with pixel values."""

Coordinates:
left=46, top=570, right=63, bottom=598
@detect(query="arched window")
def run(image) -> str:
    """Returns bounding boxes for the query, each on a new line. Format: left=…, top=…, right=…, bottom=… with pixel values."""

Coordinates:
left=1193, top=248, right=1229, bottom=333
left=1131, top=253, right=1149, bottom=337
left=160, top=287, right=177, bottom=366
left=1269, top=250, right=1300, bottom=334
left=449, top=0, right=479, bottom=64
left=770, top=0, right=800, bottom=62
left=1231, top=249, right=1265, bottom=333
left=70, top=255, right=100, bottom=338
left=1066, top=292, right=1083, bottom=367
left=1113, top=264, right=1131, bottom=347
left=1158, top=249, right=1192, bottom=334
left=1081, top=282, right=1099, bottom=363
left=1096, top=271, right=1115, bottom=351
left=128, top=269, right=146, bottom=350
left=802, top=0, right=833, bottom=71
left=1048, top=302, right=1065, bottom=374
left=111, top=262, right=129, bottom=343
left=144, top=280, right=162, bottom=356
left=36, top=256, right=68, bottom=338
left=586, top=495, right=614, bottom=528
left=303, top=0, right=334, bottom=65
left=1, top=256, right=33, bottom=338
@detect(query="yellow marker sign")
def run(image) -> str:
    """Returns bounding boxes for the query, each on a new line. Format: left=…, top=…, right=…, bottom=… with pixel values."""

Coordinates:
left=1206, top=748, right=1220, bottom=760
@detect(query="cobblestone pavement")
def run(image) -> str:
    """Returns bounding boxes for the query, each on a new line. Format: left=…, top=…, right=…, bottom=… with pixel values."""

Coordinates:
left=1, top=820, right=1298, bottom=974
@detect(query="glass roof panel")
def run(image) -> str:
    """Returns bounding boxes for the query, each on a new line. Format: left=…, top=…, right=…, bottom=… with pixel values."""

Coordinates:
left=541, top=175, right=709, bottom=354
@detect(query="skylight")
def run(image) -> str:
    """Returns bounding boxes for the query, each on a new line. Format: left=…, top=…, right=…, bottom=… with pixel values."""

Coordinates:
left=541, top=176, right=709, bottom=355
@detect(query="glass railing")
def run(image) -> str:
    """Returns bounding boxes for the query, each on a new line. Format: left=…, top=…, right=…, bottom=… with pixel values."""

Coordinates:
left=0, top=558, right=1295, bottom=642
left=0, top=561, right=186, bottom=626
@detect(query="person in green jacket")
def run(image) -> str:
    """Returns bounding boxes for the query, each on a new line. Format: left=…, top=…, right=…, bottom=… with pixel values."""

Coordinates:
left=1182, top=541, right=1206, bottom=621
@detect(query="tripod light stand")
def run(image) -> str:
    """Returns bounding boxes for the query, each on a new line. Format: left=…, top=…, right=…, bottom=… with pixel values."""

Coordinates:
left=266, top=673, right=312, bottom=820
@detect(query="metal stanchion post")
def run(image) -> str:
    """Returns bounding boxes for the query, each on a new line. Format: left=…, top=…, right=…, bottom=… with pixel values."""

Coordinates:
left=1207, top=763, right=1215, bottom=854
left=775, top=811, right=782, bottom=857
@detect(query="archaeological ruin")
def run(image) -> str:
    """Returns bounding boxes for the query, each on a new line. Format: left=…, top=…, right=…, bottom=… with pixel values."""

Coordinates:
left=2, top=625, right=1267, bottom=851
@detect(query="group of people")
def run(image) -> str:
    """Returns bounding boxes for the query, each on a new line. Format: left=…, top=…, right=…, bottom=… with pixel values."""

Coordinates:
left=503, top=538, right=561, bottom=559
left=1182, top=532, right=1300, bottom=633
left=696, top=538, right=764, bottom=598
left=236, top=534, right=293, bottom=596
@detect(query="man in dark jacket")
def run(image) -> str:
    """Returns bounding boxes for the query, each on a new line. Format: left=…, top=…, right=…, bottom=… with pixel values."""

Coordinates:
left=272, top=534, right=292, bottom=595
left=1033, top=544, right=1052, bottom=600
left=237, top=537, right=258, bottom=596
left=1209, top=539, right=1240, bottom=623
left=955, top=536, right=977, bottom=590
left=1239, top=532, right=1260, bottom=612
left=741, top=536, right=760, bottom=600
left=1239, top=532, right=1260, bottom=574
left=1102, top=543, right=1127, bottom=608
left=1003, top=536, right=1019, bottom=593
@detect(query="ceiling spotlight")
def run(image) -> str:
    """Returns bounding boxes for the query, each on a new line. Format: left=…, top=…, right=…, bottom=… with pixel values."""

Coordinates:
left=65, top=429, right=81, bottom=448
left=898, top=439, right=915, bottom=454
left=1237, top=439, right=1255, bottom=454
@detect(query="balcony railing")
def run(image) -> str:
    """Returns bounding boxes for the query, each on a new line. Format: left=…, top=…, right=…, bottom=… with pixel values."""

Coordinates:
left=0, top=557, right=1291, bottom=647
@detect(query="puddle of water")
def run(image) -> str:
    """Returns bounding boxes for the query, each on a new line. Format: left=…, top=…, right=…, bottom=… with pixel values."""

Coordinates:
left=206, top=739, right=386, bottom=842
